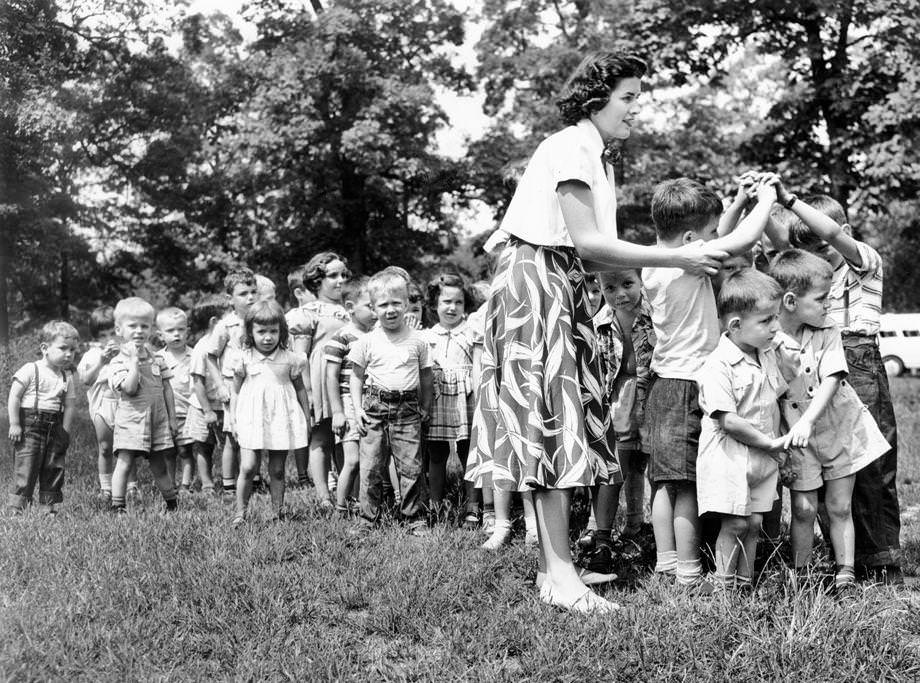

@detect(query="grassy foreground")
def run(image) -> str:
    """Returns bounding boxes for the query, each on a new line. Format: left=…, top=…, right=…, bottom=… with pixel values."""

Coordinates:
left=1, top=375, right=920, bottom=680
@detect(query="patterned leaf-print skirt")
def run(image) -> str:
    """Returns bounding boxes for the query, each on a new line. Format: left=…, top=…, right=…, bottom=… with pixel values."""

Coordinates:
left=465, top=237, right=618, bottom=491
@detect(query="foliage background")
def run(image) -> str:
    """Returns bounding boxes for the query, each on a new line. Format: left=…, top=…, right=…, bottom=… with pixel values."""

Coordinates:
left=3, top=0, right=920, bottom=341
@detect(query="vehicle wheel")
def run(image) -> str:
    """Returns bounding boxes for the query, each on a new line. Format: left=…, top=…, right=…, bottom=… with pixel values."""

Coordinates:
left=882, top=355, right=904, bottom=377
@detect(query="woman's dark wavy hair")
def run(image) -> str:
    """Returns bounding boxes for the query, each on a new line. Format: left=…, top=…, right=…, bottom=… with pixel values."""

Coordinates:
left=556, top=52, right=648, bottom=126
left=243, top=299, right=290, bottom=350
left=303, top=251, right=349, bottom=295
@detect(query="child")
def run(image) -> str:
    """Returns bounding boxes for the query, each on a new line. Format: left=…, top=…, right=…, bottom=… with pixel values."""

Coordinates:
left=348, top=270, right=434, bottom=534
left=696, top=269, right=788, bottom=592
left=206, top=267, right=257, bottom=497
left=642, top=176, right=777, bottom=587
left=423, top=273, right=478, bottom=519
left=77, top=306, right=122, bottom=500
left=155, top=307, right=195, bottom=492
left=770, top=249, right=889, bottom=590
left=776, top=188, right=901, bottom=584
left=255, top=274, right=276, bottom=301
left=7, top=321, right=78, bottom=513
left=712, top=251, right=753, bottom=294
left=581, top=268, right=655, bottom=573
left=183, top=295, right=230, bottom=494
left=227, top=300, right=310, bottom=526
left=584, top=273, right=603, bottom=316
left=326, top=278, right=377, bottom=516
left=287, top=253, right=350, bottom=504
left=108, top=297, right=180, bottom=513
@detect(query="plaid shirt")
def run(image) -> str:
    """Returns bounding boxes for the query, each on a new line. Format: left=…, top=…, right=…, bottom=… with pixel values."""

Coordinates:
left=594, top=299, right=656, bottom=407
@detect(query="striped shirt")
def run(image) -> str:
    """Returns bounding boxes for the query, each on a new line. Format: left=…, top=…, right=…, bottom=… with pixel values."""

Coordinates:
left=324, top=323, right=365, bottom=396
left=828, top=240, right=883, bottom=336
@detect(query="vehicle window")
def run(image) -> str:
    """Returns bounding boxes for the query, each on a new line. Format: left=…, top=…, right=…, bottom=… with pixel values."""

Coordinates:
left=880, top=331, right=897, bottom=337
left=905, top=330, right=920, bottom=337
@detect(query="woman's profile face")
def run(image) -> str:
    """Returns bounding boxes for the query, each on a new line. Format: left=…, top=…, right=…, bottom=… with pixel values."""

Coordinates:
left=589, top=77, right=642, bottom=142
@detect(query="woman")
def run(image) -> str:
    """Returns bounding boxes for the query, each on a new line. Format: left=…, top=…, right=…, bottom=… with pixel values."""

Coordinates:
left=466, top=51, right=726, bottom=613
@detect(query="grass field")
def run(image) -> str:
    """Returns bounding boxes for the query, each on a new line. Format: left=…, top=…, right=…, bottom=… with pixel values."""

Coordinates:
left=1, top=360, right=920, bottom=679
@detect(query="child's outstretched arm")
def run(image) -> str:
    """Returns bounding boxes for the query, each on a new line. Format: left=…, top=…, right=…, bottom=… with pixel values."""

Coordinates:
left=717, top=176, right=755, bottom=237
left=783, top=373, right=842, bottom=450
left=709, top=179, right=777, bottom=256
left=349, top=364, right=368, bottom=436
left=7, top=379, right=26, bottom=442
left=419, top=366, right=434, bottom=424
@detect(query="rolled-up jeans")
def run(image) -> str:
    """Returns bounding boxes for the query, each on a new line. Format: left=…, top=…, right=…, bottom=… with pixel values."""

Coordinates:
left=9, top=409, right=69, bottom=509
left=359, top=387, right=426, bottom=524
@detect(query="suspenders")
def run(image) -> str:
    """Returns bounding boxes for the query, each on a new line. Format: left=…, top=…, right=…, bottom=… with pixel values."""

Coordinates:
left=31, top=361, right=67, bottom=414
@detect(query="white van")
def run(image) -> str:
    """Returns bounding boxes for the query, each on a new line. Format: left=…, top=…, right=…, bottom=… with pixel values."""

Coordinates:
left=878, top=313, right=920, bottom=376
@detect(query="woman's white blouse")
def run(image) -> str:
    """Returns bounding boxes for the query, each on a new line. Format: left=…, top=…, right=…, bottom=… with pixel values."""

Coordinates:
left=498, top=119, right=617, bottom=247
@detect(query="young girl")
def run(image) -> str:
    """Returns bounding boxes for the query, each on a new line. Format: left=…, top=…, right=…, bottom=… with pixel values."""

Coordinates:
left=228, top=300, right=310, bottom=525
left=424, top=273, right=477, bottom=519
left=287, top=253, right=350, bottom=507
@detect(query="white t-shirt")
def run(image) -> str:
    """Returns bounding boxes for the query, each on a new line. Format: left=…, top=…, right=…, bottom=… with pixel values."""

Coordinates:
left=13, top=361, right=76, bottom=412
left=643, top=259, right=720, bottom=380
left=347, top=327, right=431, bottom=392
left=499, top=119, right=617, bottom=247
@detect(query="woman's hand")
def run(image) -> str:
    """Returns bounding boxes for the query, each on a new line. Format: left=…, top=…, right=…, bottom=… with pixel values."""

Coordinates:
left=674, top=242, right=728, bottom=276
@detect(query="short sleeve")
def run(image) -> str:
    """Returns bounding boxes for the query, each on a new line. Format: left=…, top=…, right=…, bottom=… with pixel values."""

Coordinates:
left=12, top=363, right=34, bottom=388
left=816, top=328, right=848, bottom=379
left=156, top=356, right=173, bottom=381
left=204, top=319, right=230, bottom=357
left=696, top=359, right=737, bottom=417
left=324, top=333, right=347, bottom=366
left=287, top=308, right=317, bottom=338
left=108, top=356, right=129, bottom=391
left=77, top=347, right=101, bottom=382
left=417, top=338, right=432, bottom=370
left=224, top=349, right=244, bottom=379
left=190, top=346, right=208, bottom=377
left=347, top=336, right=368, bottom=369
left=547, top=135, right=594, bottom=188
left=64, top=374, right=76, bottom=400
left=845, top=241, right=882, bottom=276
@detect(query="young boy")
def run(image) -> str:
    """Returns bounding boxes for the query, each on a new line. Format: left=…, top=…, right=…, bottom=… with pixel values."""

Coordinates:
left=183, top=295, right=230, bottom=495
left=155, top=307, right=195, bottom=492
left=696, top=269, right=788, bottom=592
left=579, top=268, right=655, bottom=573
left=286, top=263, right=317, bottom=308
left=7, top=321, right=79, bottom=514
left=326, top=278, right=376, bottom=516
left=773, top=188, right=901, bottom=584
left=77, top=306, right=121, bottom=500
left=770, top=249, right=889, bottom=590
left=108, top=297, right=180, bottom=513
left=206, top=268, right=257, bottom=496
left=348, top=270, right=433, bottom=534
left=642, top=176, right=777, bottom=587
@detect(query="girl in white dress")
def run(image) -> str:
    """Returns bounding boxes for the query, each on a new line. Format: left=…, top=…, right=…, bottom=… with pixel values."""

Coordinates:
left=229, top=300, right=310, bottom=526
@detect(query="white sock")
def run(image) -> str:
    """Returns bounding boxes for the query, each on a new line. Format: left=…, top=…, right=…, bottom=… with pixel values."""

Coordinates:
left=655, top=550, right=678, bottom=574
left=676, top=558, right=703, bottom=585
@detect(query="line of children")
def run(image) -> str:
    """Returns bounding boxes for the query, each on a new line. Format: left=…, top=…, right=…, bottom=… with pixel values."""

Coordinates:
left=5, top=191, right=902, bottom=597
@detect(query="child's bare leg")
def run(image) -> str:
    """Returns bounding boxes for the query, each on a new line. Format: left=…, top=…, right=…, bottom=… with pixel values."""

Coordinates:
left=92, top=416, right=115, bottom=496
left=111, top=450, right=136, bottom=511
left=267, top=450, right=288, bottom=515
left=455, top=440, right=478, bottom=515
left=621, top=449, right=648, bottom=533
left=522, top=490, right=537, bottom=542
left=652, top=482, right=677, bottom=574
left=591, top=484, right=618, bottom=549
left=335, top=442, right=360, bottom=511
left=294, top=446, right=310, bottom=486
left=825, top=475, right=857, bottom=586
left=308, top=422, right=333, bottom=503
left=737, top=513, right=763, bottom=583
left=194, top=441, right=216, bottom=492
left=674, top=483, right=701, bottom=585
left=221, top=435, right=239, bottom=495
left=713, top=514, right=748, bottom=583
left=147, top=449, right=178, bottom=510
left=163, top=449, right=178, bottom=489
left=127, top=459, right=139, bottom=492
left=235, top=448, right=260, bottom=521
left=482, top=487, right=512, bottom=550
left=178, top=444, right=195, bottom=489
left=791, top=490, right=818, bottom=568
left=427, top=441, right=450, bottom=509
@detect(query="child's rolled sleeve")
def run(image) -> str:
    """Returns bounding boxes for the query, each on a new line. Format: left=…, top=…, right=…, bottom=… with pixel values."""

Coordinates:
left=696, top=360, right=737, bottom=418
left=816, top=328, right=848, bottom=379
left=108, top=356, right=129, bottom=392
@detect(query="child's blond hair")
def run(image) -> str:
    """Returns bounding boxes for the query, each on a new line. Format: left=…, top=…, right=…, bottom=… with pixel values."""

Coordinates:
left=113, top=297, right=155, bottom=324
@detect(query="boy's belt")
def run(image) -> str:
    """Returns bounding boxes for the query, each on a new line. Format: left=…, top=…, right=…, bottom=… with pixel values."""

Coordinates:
left=365, top=386, right=417, bottom=401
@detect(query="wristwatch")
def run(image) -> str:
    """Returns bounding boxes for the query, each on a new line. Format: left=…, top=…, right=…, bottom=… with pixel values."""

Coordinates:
left=783, top=193, right=798, bottom=210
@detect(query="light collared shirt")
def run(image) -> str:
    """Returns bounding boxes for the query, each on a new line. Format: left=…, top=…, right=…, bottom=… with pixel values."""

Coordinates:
left=155, top=346, right=193, bottom=418
left=828, top=240, right=883, bottom=336
left=773, top=322, right=848, bottom=401
left=498, top=119, right=617, bottom=247
left=643, top=253, right=720, bottom=380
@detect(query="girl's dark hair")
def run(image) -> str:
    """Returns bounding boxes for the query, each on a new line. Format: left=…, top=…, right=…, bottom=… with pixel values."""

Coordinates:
left=303, top=251, right=348, bottom=295
left=556, top=52, right=648, bottom=126
left=243, top=299, right=289, bottom=350
left=89, top=306, right=115, bottom=339
left=426, top=272, right=470, bottom=314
